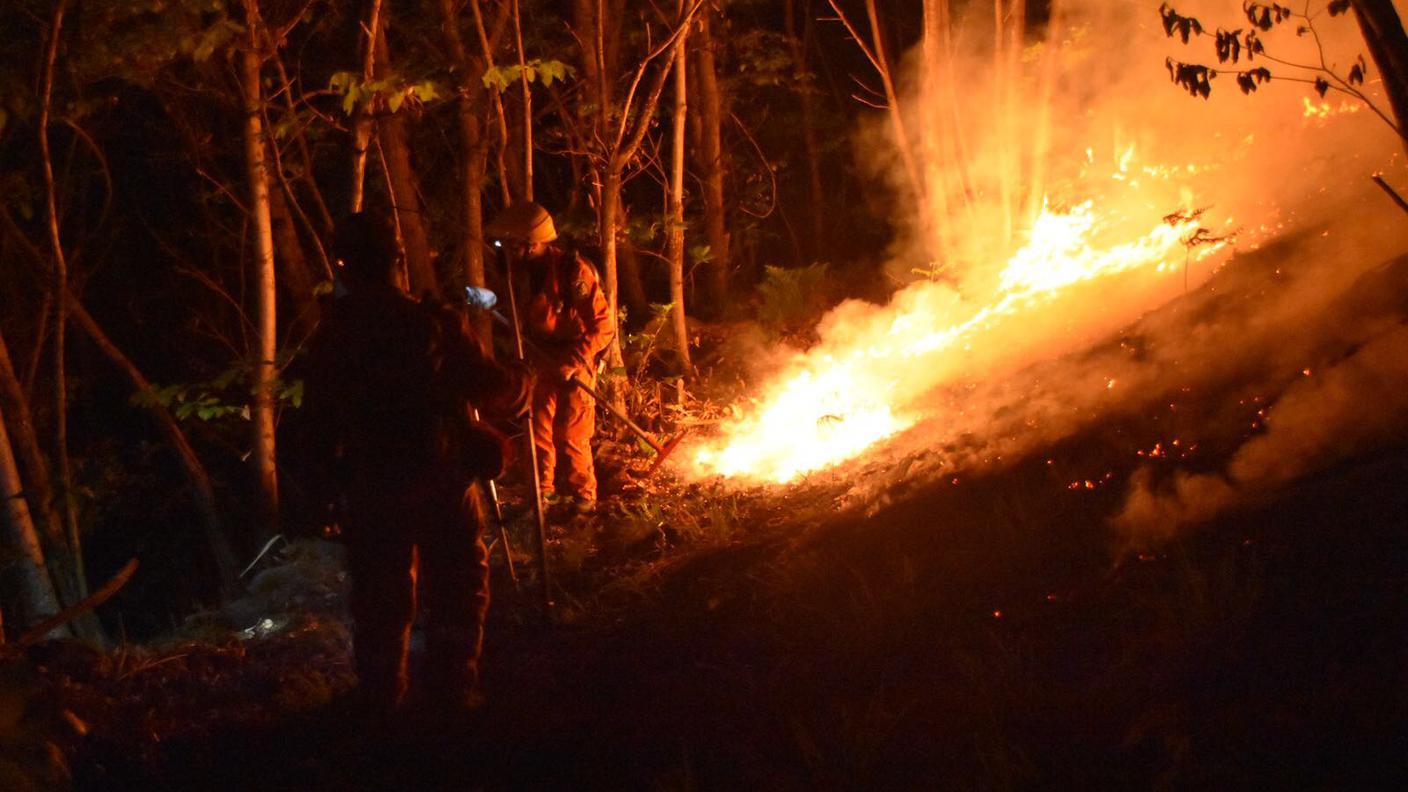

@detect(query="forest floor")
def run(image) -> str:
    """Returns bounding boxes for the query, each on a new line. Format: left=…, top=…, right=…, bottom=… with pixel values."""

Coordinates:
left=10, top=240, right=1408, bottom=790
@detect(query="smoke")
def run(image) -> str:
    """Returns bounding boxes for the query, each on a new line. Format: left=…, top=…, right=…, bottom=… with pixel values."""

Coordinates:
left=688, top=1, right=1408, bottom=498
left=861, top=0, right=1404, bottom=282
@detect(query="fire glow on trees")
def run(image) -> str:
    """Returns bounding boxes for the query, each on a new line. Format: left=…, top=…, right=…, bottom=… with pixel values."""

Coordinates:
left=687, top=0, right=1392, bottom=485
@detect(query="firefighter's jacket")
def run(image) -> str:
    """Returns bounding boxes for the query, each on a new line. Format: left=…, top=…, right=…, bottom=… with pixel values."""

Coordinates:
left=295, top=283, right=529, bottom=498
left=523, top=246, right=615, bottom=373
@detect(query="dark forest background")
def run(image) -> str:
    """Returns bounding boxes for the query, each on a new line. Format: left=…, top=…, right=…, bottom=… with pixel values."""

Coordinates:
left=0, top=0, right=945, bottom=640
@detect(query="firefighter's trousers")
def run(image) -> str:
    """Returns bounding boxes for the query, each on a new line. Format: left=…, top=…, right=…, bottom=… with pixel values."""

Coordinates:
left=342, top=468, right=490, bottom=711
left=532, top=374, right=598, bottom=502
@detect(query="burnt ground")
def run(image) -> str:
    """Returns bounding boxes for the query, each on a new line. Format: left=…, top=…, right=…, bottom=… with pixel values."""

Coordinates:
left=51, top=439, right=1408, bottom=791
left=13, top=240, right=1408, bottom=790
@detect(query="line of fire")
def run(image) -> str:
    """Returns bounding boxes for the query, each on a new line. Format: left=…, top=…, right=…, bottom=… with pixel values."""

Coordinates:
left=1, top=1, right=1406, bottom=788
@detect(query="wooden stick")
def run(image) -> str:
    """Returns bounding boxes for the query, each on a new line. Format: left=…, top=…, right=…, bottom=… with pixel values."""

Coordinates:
left=1372, top=173, right=1408, bottom=216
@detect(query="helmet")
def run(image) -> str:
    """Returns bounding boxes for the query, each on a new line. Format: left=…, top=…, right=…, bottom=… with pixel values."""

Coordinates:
left=487, top=202, right=557, bottom=244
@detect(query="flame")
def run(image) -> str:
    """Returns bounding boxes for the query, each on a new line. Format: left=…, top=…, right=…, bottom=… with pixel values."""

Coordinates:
left=1302, top=96, right=1363, bottom=121
left=691, top=184, right=1231, bottom=484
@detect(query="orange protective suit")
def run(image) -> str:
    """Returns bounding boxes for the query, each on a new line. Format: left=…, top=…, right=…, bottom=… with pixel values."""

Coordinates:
left=523, top=247, right=615, bottom=503
left=297, top=284, right=528, bottom=711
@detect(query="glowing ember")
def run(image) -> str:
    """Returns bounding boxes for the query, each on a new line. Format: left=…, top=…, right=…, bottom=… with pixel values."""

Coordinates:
left=691, top=198, right=1231, bottom=484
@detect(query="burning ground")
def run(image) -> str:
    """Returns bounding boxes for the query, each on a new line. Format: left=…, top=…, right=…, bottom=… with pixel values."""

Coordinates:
left=16, top=191, right=1406, bottom=789
left=8, top=1, right=1408, bottom=788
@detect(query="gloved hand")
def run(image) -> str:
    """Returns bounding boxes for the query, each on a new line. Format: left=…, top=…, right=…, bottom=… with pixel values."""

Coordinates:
left=557, top=363, right=580, bottom=384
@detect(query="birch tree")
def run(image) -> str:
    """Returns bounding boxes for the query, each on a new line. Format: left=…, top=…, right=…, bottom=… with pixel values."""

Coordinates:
left=668, top=1, right=694, bottom=377
left=240, top=0, right=280, bottom=533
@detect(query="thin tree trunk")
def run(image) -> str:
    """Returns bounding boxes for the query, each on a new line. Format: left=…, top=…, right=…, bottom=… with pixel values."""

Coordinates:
left=241, top=2, right=280, bottom=536
left=466, top=144, right=491, bottom=340
left=38, top=0, right=88, bottom=606
left=379, top=111, right=439, bottom=297
left=785, top=0, right=826, bottom=258
left=600, top=168, right=623, bottom=325
left=471, top=0, right=516, bottom=205
left=617, top=231, right=648, bottom=318
left=668, top=2, right=693, bottom=377
left=0, top=329, right=86, bottom=637
left=439, top=0, right=495, bottom=338
left=440, top=0, right=494, bottom=336
left=350, top=0, right=384, bottom=212
left=695, top=4, right=730, bottom=309
left=0, top=330, right=65, bottom=557
left=587, top=0, right=702, bottom=407
left=0, top=403, right=64, bottom=637
left=271, top=52, right=335, bottom=236
left=599, top=168, right=629, bottom=411
left=269, top=182, right=319, bottom=331
left=864, top=0, right=924, bottom=214
left=370, top=23, right=438, bottom=298
left=1351, top=0, right=1408, bottom=146
left=68, top=301, right=240, bottom=596
left=512, top=0, right=533, bottom=200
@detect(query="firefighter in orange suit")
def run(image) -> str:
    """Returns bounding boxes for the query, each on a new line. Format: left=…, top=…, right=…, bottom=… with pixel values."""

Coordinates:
left=489, top=203, right=614, bottom=514
left=296, top=212, right=529, bottom=715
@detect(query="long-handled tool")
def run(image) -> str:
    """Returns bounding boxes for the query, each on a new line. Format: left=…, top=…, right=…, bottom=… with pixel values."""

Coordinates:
left=472, top=406, right=518, bottom=588
left=563, top=374, right=686, bottom=477
left=464, top=287, right=521, bottom=588
left=499, top=253, right=554, bottom=621
left=483, top=309, right=687, bottom=476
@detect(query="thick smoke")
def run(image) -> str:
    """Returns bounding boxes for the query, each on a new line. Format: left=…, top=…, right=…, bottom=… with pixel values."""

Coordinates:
left=1114, top=320, right=1408, bottom=539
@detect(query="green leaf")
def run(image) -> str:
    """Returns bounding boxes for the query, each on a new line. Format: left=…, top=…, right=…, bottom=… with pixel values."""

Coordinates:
left=328, top=71, right=355, bottom=93
left=538, top=59, right=574, bottom=87
left=481, top=65, right=515, bottom=93
left=411, top=80, right=441, bottom=103
left=388, top=91, right=405, bottom=113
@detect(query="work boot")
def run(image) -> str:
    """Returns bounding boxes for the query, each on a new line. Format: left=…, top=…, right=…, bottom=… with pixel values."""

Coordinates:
left=568, top=496, right=596, bottom=516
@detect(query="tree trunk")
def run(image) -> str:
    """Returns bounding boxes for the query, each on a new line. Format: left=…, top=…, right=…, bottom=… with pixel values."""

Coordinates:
left=240, top=4, right=280, bottom=536
left=440, top=0, right=494, bottom=336
left=0, top=403, right=65, bottom=637
left=694, top=4, right=730, bottom=310
left=68, top=301, right=240, bottom=597
left=512, top=0, right=533, bottom=200
left=600, top=168, right=623, bottom=326
left=0, top=330, right=65, bottom=558
left=616, top=236, right=647, bottom=320
left=784, top=0, right=826, bottom=259
left=350, top=0, right=384, bottom=212
left=0, top=329, right=85, bottom=638
left=1351, top=0, right=1408, bottom=146
left=370, top=22, right=439, bottom=299
left=598, top=168, right=628, bottom=410
left=379, top=111, right=439, bottom=298
left=585, top=0, right=701, bottom=407
left=470, top=0, right=517, bottom=206
left=37, top=2, right=97, bottom=639
left=668, top=4, right=694, bottom=377
left=268, top=182, right=320, bottom=331
left=39, top=0, right=88, bottom=611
